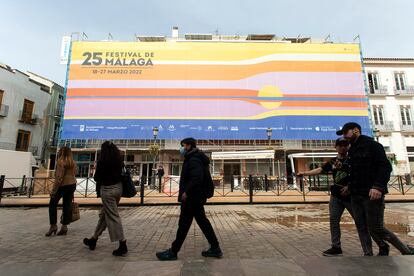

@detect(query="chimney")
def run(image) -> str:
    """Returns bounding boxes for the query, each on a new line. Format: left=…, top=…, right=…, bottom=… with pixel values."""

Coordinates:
left=172, top=26, right=179, bottom=39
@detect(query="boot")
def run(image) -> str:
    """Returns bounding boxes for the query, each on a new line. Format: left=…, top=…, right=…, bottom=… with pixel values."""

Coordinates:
left=57, top=225, right=68, bottom=236
left=83, top=237, right=98, bottom=251
left=45, top=225, right=58, bottom=237
left=112, top=240, right=128, bottom=256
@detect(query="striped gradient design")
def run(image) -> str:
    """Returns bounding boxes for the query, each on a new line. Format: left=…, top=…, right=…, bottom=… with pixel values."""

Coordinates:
left=62, top=41, right=370, bottom=139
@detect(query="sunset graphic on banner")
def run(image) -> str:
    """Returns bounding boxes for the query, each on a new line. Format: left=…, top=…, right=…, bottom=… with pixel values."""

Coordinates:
left=61, top=41, right=370, bottom=139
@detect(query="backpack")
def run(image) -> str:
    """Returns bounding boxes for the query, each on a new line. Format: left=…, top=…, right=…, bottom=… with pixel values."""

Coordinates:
left=203, top=164, right=215, bottom=199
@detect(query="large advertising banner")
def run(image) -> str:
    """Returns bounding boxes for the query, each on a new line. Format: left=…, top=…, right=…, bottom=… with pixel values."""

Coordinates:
left=62, top=41, right=370, bottom=140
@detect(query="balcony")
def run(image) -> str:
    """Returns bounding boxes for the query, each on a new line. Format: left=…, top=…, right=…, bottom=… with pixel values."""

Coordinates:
left=400, top=124, right=414, bottom=132
left=373, top=121, right=394, bottom=132
left=18, top=111, right=39, bottom=125
left=394, top=86, right=414, bottom=96
left=368, top=85, right=388, bottom=96
left=0, top=104, right=9, bottom=117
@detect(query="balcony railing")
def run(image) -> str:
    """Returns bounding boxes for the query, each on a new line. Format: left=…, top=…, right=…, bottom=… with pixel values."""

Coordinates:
left=369, top=85, right=388, bottom=95
left=394, top=86, right=414, bottom=95
left=374, top=121, right=394, bottom=132
left=0, top=104, right=9, bottom=117
left=18, top=111, right=39, bottom=125
left=400, top=124, right=414, bottom=132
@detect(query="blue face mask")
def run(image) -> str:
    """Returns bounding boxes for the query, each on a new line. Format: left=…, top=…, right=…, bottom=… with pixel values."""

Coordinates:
left=179, top=146, right=186, bottom=156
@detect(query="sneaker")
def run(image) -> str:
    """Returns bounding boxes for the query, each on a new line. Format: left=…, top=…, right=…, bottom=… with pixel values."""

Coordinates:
left=405, top=245, right=414, bottom=255
left=202, top=247, right=223, bottom=258
left=156, top=249, right=178, bottom=261
left=322, top=247, right=343, bottom=257
left=378, top=244, right=390, bottom=256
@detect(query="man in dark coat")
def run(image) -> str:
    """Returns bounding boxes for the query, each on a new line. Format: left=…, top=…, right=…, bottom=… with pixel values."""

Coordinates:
left=337, top=122, right=414, bottom=256
left=156, top=138, right=222, bottom=261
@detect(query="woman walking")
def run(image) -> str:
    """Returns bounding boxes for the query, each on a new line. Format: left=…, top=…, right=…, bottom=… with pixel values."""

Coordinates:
left=83, top=141, right=128, bottom=256
left=46, top=146, right=77, bottom=236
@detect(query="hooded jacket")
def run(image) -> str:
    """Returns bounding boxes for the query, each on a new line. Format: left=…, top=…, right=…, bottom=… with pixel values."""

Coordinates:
left=178, top=148, right=210, bottom=203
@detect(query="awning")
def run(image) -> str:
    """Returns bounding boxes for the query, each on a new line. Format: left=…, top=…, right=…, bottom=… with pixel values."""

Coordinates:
left=212, top=150, right=275, bottom=160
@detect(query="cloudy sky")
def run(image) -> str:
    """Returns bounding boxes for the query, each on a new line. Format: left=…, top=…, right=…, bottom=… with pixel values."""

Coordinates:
left=1, top=0, right=413, bottom=85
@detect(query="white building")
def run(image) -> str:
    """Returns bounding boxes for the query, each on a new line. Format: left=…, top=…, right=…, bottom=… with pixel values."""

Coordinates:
left=364, top=58, right=414, bottom=174
left=0, top=63, right=58, bottom=165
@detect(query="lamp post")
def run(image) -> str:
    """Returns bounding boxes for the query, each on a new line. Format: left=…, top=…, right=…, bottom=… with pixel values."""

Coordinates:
left=266, top=128, right=274, bottom=176
left=266, top=127, right=272, bottom=146
left=373, top=128, right=379, bottom=142
left=151, top=127, right=159, bottom=191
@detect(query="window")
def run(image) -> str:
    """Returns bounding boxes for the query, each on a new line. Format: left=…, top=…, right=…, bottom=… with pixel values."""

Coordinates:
left=400, top=105, right=412, bottom=126
left=57, top=95, right=64, bottom=116
left=395, top=72, right=406, bottom=91
left=22, top=99, right=34, bottom=122
left=0, top=90, right=3, bottom=106
left=16, top=130, right=31, bottom=151
left=367, top=72, right=379, bottom=94
left=372, top=105, right=385, bottom=125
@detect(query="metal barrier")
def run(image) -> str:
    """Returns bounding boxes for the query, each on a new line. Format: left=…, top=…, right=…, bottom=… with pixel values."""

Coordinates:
left=1, top=173, right=413, bottom=204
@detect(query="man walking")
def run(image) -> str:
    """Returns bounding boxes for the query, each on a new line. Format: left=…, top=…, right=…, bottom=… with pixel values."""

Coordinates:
left=337, top=122, right=414, bottom=256
left=156, top=138, right=222, bottom=260
left=298, top=138, right=373, bottom=256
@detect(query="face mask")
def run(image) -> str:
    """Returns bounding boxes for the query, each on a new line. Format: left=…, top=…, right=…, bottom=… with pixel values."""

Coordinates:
left=179, top=146, right=186, bottom=156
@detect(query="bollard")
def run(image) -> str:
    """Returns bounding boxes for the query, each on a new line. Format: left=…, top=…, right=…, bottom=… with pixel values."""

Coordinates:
left=265, top=174, right=268, bottom=192
left=0, top=175, right=5, bottom=204
left=28, top=177, right=34, bottom=198
left=20, top=175, right=26, bottom=195
left=85, top=177, right=89, bottom=198
left=230, top=175, right=234, bottom=192
left=249, top=174, right=253, bottom=204
left=140, top=178, right=145, bottom=205
left=158, top=176, right=162, bottom=193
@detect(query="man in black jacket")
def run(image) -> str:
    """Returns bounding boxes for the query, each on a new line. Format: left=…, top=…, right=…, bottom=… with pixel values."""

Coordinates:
left=156, top=138, right=222, bottom=261
left=337, top=122, right=414, bottom=255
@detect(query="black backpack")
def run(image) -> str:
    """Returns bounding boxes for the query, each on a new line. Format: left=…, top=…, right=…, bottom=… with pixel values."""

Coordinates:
left=203, top=164, right=215, bottom=199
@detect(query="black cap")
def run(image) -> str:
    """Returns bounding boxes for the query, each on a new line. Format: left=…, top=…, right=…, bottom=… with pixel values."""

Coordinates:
left=336, top=122, right=361, bottom=135
left=335, top=137, right=349, bottom=146
left=180, top=137, right=197, bottom=148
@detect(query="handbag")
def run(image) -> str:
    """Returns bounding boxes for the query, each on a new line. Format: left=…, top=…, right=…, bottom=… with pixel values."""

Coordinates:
left=121, top=167, right=137, bottom=198
left=71, top=200, right=80, bottom=222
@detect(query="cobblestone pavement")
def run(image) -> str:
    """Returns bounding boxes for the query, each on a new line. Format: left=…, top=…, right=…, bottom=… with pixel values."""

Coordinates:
left=0, top=203, right=413, bottom=275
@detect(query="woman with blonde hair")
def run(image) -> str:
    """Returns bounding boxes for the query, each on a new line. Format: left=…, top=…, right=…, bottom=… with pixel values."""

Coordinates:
left=45, top=146, right=77, bottom=236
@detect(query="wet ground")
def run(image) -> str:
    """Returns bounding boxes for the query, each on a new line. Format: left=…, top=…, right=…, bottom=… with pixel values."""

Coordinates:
left=0, top=203, right=413, bottom=275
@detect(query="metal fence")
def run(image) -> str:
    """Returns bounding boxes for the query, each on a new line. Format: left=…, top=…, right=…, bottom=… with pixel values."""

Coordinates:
left=1, top=173, right=413, bottom=205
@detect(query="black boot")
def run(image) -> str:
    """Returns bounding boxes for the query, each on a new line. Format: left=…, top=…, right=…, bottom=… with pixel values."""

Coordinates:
left=113, top=240, right=128, bottom=256
left=83, top=237, right=97, bottom=251
left=378, top=244, right=390, bottom=256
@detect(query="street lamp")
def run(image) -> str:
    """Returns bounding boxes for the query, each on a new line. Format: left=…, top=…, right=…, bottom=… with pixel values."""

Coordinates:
left=151, top=127, right=159, bottom=191
left=373, top=128, right=379, bottom=142
left=266, top=127, right=272, bottom=146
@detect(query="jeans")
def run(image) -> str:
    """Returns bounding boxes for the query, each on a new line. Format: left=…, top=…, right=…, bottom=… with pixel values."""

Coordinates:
left=351, top=195, right=411, bottom=255
left=49, top=184, right=76, bottom=225
left=171, top=201, right=219, bottom=254
left=93, top=183, right=125, bottom=242
left=329, top=196, right=354, bottom=249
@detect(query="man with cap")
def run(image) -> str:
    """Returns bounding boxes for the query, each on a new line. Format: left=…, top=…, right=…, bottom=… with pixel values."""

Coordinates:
left=337, top=122, right=414, bottom=255
left=298, top=137, right=373, bottom=256
left=156, top=138, right=222, bottom=261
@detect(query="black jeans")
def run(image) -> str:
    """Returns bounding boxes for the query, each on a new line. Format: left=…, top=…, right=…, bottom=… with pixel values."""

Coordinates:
left=49, top=184, right=76, bottom=225
left=171, top=201, right=219, bottom=254
left=351, top=195, right=411, bottom=255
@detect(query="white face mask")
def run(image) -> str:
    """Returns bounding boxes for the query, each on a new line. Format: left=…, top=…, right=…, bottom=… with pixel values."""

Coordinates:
left=179, top=146, right=186, bottom=156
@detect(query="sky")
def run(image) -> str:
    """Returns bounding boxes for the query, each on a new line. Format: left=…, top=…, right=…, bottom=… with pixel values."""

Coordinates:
left=0, top=0, right=413, bottom=86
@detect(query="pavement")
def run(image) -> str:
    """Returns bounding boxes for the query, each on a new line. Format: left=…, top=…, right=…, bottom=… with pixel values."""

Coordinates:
left=1, top=203, right=414, bottom=275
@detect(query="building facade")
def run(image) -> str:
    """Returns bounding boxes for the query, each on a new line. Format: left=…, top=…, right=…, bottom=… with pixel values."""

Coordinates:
left=364, top=58, right=414, bottom=174
left=0, top=63, right=63, bottom=169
